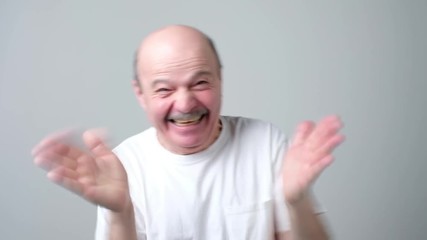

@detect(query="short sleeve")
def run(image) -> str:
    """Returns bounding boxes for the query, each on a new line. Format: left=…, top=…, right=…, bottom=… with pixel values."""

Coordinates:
left=272, top=137, right=291, bottom=233
left=94, top=206, right=110, bottom=240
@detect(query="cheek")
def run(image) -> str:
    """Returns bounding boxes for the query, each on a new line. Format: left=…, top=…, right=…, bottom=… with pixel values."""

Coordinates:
left=196, top=90, right=221, bottom=110
left=147, top=99, right=172, bottom=121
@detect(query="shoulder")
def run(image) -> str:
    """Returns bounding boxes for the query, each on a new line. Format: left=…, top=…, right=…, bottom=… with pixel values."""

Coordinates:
left=111, top=127, right=157, bottom=165
left=113, top=127, right=156, bottom=152
left=222, top=115, right=287, bottom=142
left=110, top=128, right=159, bottom=184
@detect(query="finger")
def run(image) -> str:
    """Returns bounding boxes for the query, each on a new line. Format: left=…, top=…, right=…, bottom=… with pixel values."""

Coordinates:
left=31, top=129, right=75, bottom=156
left=309, top=155, right=334, bottom=181
left=316, top=134, right=345, bottom=155
left=33, top=132, right=89, bottom=172
left=313, top=116, right=341, bottom=139
left=83, top=129, right=112, bottom=157
left=306, top=116, right=343, bottom=150
left=291, top=121, right=315, bottom=146
left=49, top=142, right=86, bottom=160
left=34, top=151, right=78, bottom=170
left=48, top=166, right=79, bottom=180
left=47, top=167, right=83, bottom=195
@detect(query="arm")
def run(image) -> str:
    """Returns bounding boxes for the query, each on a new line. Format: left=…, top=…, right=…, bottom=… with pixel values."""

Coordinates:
left=275, top=197, right=329, bottom=240
left=33, top=130, right=137, bottom=240
left=108, top=202, right=138, bottom=240
left=278, top=115, right=344, bottom=240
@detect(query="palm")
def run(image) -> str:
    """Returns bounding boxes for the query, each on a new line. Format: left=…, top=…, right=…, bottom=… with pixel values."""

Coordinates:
left=282, top=116, right=344, bottom=204
left=33, top=130, right=130, bottom=212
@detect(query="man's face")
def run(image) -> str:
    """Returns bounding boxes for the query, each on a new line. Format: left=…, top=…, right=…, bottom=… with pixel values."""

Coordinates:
left=135, top=36, right=222, bottom=154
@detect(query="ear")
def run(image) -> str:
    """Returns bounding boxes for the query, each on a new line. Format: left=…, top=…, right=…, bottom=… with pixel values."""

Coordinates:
left=132, top=79, right=146, bottom=109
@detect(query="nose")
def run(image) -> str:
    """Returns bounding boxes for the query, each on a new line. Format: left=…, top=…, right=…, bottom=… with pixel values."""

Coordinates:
left=174, top=89, right=198, bottom=113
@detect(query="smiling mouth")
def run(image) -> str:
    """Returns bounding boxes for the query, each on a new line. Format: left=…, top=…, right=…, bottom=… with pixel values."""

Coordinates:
left=169, top=114, right=205, bottom=127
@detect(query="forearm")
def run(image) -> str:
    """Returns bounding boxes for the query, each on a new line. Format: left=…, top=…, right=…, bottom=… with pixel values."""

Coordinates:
left=286, top=196, right=329, bottom=240
left=108, top=202, right=138, bottom=240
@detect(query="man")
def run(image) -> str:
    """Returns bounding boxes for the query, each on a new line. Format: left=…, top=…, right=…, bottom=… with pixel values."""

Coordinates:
left=33, top=25, right=344, bottom=239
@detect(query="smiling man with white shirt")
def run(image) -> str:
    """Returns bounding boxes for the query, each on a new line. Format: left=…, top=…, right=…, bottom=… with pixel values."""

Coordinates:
left=33, top=25, right=344, bottom=240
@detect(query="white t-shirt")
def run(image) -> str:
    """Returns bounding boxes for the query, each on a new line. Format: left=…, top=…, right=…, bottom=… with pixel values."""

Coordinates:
left=95, top=116, right=306, bottom=239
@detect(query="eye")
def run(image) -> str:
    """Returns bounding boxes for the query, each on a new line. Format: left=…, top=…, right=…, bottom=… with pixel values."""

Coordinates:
left=155, top=88, right=171, bottom=93
left=193, top=80, right=210, bottom=90
left=196, top=80, right=208, bottom=85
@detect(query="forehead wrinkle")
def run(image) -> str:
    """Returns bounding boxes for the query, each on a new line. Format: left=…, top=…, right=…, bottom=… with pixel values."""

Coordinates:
left=150, top=56, right=212, bottom=76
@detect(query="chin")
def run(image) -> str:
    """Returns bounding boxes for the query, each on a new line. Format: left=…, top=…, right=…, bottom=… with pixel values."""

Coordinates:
left=172, top=136, right=208, bottom=154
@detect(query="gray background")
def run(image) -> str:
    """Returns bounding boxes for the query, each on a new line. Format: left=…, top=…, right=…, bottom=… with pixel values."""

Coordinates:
left=1, top=0, right=426, bottom=239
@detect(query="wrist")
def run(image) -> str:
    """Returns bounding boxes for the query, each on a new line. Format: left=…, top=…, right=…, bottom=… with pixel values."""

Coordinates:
left=286, top=194, right=312, bottom=211
left=284, top=189, right=310, bottom=207
left=109, top=199, right=134, bottom=223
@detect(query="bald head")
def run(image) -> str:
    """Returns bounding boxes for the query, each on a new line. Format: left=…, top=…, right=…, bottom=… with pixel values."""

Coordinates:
left=133, top=25, right=222, bottom=84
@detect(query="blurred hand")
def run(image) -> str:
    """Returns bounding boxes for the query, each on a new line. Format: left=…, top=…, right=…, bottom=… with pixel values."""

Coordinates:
left=32, top=129, right=130, bottom=212
left=282, top=115, right=345, bottom=205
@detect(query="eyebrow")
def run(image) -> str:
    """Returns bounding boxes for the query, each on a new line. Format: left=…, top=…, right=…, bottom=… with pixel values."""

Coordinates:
left=151, top=79, right=170, bottom=88
left=190, top=70, right=212, bottom=79
left=151, top=70, right=213, bottom=88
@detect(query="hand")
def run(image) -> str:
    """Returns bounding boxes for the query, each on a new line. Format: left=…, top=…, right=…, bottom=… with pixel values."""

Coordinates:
left=32, top=129, right=130, bottom=212
left=282, top=115, right=345, bottom=205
